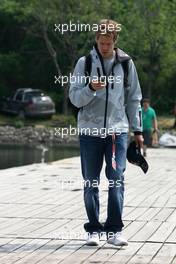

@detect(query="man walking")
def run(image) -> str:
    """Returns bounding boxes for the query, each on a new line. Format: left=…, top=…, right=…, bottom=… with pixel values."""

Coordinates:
left=142, top=98, right=158, bottom=157
left=69, top=19, right=143, bottom=246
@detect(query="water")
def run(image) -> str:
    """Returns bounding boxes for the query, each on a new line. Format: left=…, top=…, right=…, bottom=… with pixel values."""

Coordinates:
left=0, top=144, right=80, bottom=170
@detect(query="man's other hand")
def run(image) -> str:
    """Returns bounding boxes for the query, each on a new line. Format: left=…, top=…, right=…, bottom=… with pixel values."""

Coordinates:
left=134, top=134, right=144, bottom=148
left=91, top=80, right=106, bottom=90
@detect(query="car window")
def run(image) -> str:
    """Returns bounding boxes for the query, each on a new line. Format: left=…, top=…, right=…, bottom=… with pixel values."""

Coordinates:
left=16, top=91, right=23, bottom=101
left=24, top=92, right=43, bottom=101
left=32, top=96, right=52, bottom=103
left=24, top=93, right=33, bottom=101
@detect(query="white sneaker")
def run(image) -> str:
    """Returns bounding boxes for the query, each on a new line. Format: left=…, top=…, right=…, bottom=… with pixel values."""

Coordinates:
left=107, top=232, right=128, bottom=246
left=86, top=232, right=99, bottom=246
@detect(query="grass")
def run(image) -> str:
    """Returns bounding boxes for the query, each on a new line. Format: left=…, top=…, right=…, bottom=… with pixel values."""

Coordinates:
left=157, top=116, right=175, bottom=130
left=0, top=114, right=77, bottom=128
left=0, top=114, right=175, bottom=130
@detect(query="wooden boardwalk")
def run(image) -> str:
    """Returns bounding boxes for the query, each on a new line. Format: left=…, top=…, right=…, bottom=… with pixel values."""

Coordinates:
left=0, top=148, right=175, bottom=264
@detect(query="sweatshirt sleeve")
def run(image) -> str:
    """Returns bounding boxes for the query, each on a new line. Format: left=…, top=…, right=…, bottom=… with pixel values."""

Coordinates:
left=126, top=59, right=143, bottom=133
left=69, top=56, right=96, bottom=108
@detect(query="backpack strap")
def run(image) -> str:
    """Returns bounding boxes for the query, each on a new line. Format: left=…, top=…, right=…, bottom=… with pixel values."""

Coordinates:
left=84, top=54, right=92, bottom=86
left=121, top=60, right=130, bottom=106
left=84, top=54, right=92, bottom=76
left=84, top=53, right=130, bottom=90
left=121, top=60, right=129, bottom=88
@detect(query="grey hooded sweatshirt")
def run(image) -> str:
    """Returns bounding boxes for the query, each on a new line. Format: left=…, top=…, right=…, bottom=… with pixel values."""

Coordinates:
left=69, top=45, right=142, bottom=137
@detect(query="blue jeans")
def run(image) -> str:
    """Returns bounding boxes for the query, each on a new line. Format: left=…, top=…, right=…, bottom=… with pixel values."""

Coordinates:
left=79, top=133, right=128, bottom=235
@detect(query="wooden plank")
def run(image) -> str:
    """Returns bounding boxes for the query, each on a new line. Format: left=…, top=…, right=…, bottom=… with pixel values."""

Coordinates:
left=8, top=239, right=66, bottom=264
left=153, top=188, right=176, bottom=208
left=83, top=244, right=117, bottom=263
left=152, top=208, right=174, bottom=222
left=42, top=219, right=85, bottom=240
left=165, top=195, right=176, bottom=208
left=0, top=238, right=15, bottom=248
left=60, top=204, right=84, bottom=219
left=0, top=238, right=31, bottom=262
left=0, top=203, right=45, bottom=219
left=29, top=204, right=62, bottom=219
left=148, top=222, right=176, bottom=243
left=150, top=244, right=176, bottom=264
left=0, top=217, right=23, bottom=234
left=0, top=239, right=50, bottom=264
left=57, top=242, right=103, bottom=264
left=138, top=208, right=161, bottom=221
left=124, top=207, right=148, bottom=221
left=167, top=209, right=176, bottom=222
left=0, top=148, right=175, bottom=263
left=2, top=219, right=45, bottom=237
left=0, top=204, right=27, bottom=218
left=105, top=242, right=143, bottom=263
left=171, top=256, right=176, bottom=264
left=14, top=219, right=57, bottom=237
left=126, top=242, right=162, bottom=264
left=130, top=222, right=162, bottom=242
left=123, top=221, right=146, bottom=240
left=125, top=195, right=147, bottom=207
left=28, top=219, right=71, bottom=239
left=153, top=196, right=169, bottom=208
left=124, top=194, right=138, bottom=206
left=138, top=194, right=158, bottom=207
left=166, top=228, right=176, bottom=243
left=0, top=218, right=27, bottom=235
left=40, top=240, right=84, bottom=264
left=123, top=206, right=136, bottom=217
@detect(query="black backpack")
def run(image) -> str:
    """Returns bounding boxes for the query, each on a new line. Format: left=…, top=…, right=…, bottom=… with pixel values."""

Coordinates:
left=72, top=54, right=130, bottom=117
left=84, top=53, right=129, bottom=88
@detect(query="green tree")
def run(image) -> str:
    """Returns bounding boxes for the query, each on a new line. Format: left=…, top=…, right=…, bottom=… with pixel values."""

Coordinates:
left=0, top=0, right=175, bottom=114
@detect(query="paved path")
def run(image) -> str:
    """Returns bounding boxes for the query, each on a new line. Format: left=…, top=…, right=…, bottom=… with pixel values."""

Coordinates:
left=0, top=148, right=176, bottom=264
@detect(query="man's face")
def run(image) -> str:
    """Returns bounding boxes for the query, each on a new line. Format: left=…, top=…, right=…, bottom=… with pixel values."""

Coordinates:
left=96, top=35, right=115, bottom=59
left=143, top=102, right=149, bottom=109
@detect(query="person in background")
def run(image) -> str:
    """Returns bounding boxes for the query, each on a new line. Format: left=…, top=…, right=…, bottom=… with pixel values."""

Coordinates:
left=142, top=98, right=158, bottom=157
left=172, top=103, right=176, bottom=129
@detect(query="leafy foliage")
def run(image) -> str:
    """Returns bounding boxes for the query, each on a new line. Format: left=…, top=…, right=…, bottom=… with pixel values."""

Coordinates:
left=0, top=0, right=175, bottom=114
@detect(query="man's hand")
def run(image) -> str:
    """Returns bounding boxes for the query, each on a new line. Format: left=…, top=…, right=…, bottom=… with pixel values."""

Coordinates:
left=90, top=80, right=106, bottom=90
left=153, top=128, right=159, bottom=133
left=134, top=134, right=144, bottom=148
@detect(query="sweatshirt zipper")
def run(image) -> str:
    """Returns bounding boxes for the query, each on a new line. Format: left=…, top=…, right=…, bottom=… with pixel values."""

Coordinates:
left=102, top=60, right=117, bottom=128
left=104, top=82, right=109, bottom=128
left=95, top=45, right=109, bottom=129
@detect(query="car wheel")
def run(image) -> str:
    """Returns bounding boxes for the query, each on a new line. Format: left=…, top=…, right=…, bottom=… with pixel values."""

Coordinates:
left=2, top=102, right=8, bottom=111
left=47, top=115, right=53, bottom=119
left=18, top=110, right=25, bottom=119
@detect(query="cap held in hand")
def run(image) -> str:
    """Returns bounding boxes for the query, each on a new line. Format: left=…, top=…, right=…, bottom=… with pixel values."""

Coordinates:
left=127, top=141, right=149, bottom=173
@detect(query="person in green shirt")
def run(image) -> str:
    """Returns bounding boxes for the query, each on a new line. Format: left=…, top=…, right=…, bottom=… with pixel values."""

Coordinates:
left=173, top=103, right=176, bottom=129
left=142, top=98, right=158, bottom=157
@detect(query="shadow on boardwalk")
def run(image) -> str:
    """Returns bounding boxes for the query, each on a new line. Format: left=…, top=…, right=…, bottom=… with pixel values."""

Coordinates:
left=0, top=148, right=176, bottom=264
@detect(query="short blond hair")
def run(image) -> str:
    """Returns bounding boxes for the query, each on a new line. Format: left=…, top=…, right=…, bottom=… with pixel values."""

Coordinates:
left=96, top=19, right=120, bottom=42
